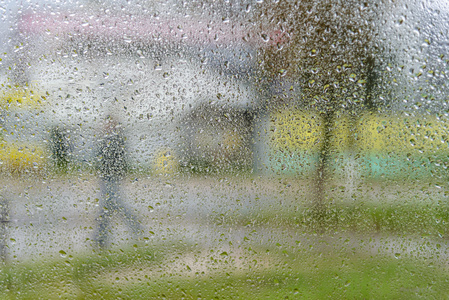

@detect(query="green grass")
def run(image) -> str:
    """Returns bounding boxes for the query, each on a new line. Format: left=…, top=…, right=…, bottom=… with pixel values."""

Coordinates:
left=95, top=260, right=447, bottom=299
left=133, top=258, right=447, bottom=299
left=0, top=176, right=447, bottom=298
left=0, top=244, right=159, bottom=300
left=212, top=200, right=449, bottom=237
left=0, top=242, right=447, bottom=299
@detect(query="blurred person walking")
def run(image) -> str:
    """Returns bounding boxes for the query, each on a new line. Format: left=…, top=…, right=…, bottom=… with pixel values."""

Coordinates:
left=93, top=115, right=144, bottom=249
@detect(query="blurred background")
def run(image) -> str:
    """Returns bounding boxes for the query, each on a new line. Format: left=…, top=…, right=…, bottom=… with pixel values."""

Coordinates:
left=0, top=0, right=449, bottom=298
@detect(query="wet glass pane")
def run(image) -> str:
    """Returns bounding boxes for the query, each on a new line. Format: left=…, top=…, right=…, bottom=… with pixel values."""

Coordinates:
left=0, top=0, right=448, bottom=298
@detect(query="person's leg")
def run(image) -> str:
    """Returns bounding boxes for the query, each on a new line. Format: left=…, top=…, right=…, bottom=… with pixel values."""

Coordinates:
left=113, top=181, right=145, bottom=240
left=93, top=179, right=116, bottom=248
left=121, top=205, right=145, bottom=239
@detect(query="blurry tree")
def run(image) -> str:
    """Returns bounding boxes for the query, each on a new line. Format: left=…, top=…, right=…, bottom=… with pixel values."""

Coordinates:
left=258, top=0, right=396, bottom=225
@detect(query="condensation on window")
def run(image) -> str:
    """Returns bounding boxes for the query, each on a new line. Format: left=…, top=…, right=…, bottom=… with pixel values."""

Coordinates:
left=0, top=0, right=448, bottom=298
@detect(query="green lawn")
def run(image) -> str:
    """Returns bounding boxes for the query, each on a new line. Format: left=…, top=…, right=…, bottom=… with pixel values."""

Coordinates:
left=0, top=239, right=447, bottom=299
left=209, top=177, right=449, bottom=238
left=0, top=175, right=447, bottom=299
left=215, top=201, right=449, bottom=238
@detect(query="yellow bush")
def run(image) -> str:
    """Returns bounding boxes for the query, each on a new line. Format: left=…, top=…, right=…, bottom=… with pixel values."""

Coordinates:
left=153, top=148, right=179, bottom=175
left=357, top=114, right=449, bottom=154
left=0, top=84, right=45, bottom=109
left=0, top=142, right=46, bottom=172
left=271, top=110, right=449, bottom=155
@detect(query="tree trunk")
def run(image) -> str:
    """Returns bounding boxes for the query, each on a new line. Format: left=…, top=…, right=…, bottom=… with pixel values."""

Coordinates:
left=345, top=54, right=377, bottom=198
left=312, top=109, right=335, bottom=229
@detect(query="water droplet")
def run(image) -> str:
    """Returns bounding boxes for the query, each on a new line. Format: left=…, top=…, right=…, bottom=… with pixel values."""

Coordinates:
left=59, top=250, right=67, bottom=258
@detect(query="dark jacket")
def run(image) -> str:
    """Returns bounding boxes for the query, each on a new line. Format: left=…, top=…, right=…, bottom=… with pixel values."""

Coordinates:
left=96, top=131, right=128, bottom=180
